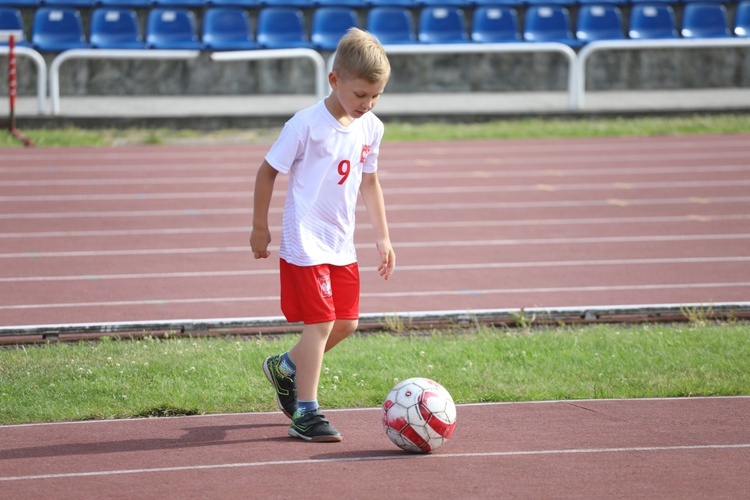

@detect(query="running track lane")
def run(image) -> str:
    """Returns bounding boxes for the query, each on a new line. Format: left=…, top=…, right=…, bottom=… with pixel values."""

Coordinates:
left=1, top=134, right=750, bottom=329
left=1, top=397, right=749, bottom=498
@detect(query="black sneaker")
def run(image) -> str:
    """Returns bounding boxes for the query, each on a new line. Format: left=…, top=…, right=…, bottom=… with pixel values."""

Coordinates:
left=289, top=411, right=342, bottom=442
left=262, top=354, right=297, bottom=419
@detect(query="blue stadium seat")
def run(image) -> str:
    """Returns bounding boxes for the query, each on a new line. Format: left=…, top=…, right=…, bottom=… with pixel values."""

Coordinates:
left=523, top=5, right=581, bottom=47
left=152, top=0, right=206, bottom=7
left=366, top=6, right=415, bottom=44
left=314, top=0, right=364, bottom=6
left=256, top=7, right=312, bottom=48
left=0, top=0, right=39, bottom=7
left=577, top=0, right=626, bottom=6
left=524, top=0, right=574, bottom=6
left=0, top=8, right=28, bottom=46
left=681, top=3, right=730, bottom=38
left=471, top=6, right=520, bottom=43
left=628, top=5, right=677, bottom=39
left=207, top=0, right=259, bottom=5
left=202, top=7, right=259, bottom=50
left=418, top=7, right=468, bottom=43
left=366, top=0, right=416, bottom=6
left=42, top=0, right=95, bottom=8
left=735, top=1, right=750, bottom=37
left=419, top=0, right=469, bottom=8
left=97, top=0, right=151, bottom=8
left=311, top=7, right=358, bottom=51
left=90, top=8, right=146, bottom=49
left=471, top=0, right=521, bottom=7
left=146, top=8, right=202, bottom=49
left=576, top=5, right=624, bottom=43
left=32, top=8, right=88, bottom=52
left=261, top=0, right=312, bottom=7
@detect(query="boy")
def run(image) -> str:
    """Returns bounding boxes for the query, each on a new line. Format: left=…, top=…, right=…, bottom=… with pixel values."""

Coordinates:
left=250, top=28, right=395, bottom=442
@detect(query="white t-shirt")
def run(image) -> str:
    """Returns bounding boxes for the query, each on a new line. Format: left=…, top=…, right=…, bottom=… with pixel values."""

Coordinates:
left=265, top=100, right=384, bottom=267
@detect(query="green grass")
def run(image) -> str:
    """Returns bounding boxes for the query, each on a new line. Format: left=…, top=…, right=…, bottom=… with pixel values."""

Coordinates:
left=1, top=322, right=748, bottom=425
left=2, top=114, right=749, bottom=148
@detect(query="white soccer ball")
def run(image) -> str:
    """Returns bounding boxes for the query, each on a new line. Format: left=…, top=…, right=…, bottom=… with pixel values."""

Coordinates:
left=381, top=377, right=457, bottom=453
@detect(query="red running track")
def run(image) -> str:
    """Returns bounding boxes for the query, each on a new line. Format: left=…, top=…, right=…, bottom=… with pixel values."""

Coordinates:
left=1, top=134, right=750, bottom=330
left=1, top=397, right=749, bottom=498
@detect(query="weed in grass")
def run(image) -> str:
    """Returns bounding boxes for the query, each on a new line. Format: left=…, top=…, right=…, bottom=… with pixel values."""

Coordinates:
left=380, top=312, right=410, bottom=333
left=680, top=303, right=715, bottom=327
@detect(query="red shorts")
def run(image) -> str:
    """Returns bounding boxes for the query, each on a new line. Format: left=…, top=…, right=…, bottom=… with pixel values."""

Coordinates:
left=279, top=259, right=360, bottom=324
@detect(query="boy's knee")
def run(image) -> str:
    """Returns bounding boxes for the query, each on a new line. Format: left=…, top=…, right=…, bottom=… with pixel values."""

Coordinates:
left=336, top=319, right=358, bottom=335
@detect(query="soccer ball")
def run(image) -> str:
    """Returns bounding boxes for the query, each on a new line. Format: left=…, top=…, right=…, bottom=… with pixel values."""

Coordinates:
left=381, top=377, right=456, bottom=453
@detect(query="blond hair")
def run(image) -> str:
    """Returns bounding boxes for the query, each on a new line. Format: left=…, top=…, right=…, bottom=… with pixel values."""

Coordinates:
left=332, top=28, right=391, bottom=83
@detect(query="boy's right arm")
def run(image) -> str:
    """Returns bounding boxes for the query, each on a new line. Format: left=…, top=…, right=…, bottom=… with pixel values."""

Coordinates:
left=250, top=160, right=279, bottom=259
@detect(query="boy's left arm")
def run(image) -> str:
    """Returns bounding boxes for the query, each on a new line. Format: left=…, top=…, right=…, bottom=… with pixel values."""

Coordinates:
left=360, top=171, right=395, bottom=281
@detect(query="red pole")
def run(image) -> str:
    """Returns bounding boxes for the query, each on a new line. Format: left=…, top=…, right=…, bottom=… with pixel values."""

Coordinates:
left=7, top=34, right=32, bottom=147
left=8, top=34, right=16, bottom=132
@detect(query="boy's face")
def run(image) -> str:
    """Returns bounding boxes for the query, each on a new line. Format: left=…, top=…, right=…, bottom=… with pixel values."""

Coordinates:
left=330, top=73, right=387, bottom=120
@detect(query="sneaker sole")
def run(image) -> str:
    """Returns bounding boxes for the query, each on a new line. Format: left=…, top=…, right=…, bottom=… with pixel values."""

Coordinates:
left=262, top=358, right=294, bottom=419
left=288, top=428, right=343, bottom=443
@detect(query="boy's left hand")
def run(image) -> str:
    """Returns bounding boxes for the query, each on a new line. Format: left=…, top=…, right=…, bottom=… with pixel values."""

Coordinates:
left=376, top=240, right=395, bottom=280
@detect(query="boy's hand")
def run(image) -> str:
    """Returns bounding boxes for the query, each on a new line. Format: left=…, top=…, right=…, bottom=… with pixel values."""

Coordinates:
left=376, top=239, right=395, bottom=280
left=250, top=228, right=271, bottom=259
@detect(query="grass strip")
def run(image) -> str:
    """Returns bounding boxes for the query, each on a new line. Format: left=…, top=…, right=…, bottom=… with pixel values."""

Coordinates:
left=1, top=322, right=748, bottom=425
left=2, top=114, right=749, bottom=148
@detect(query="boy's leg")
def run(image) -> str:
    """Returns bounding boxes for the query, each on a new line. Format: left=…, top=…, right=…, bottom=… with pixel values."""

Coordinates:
left=325, top=319, right=358, bottom=352
left=288, top=320, right=342, bottom=442
left=262, top=352, right=297, bottom=418
left=324, top=263, right=360, bottom=353
left=290, top=320, right=334, bottom=403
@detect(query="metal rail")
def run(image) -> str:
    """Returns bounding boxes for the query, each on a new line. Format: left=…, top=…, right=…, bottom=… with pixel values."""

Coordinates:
left=0, top=43, right=47, bottom=115
left=573, top=38, right=750, bottom=109
left=49, top=49, right=201, bottom=116
left=328, top=42, right=579, bottom=109
left=211, top=48, right=329, bottom=101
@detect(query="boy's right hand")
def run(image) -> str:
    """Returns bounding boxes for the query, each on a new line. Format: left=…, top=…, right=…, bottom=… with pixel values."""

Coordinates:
left=250, top=228, right=271, bottom=259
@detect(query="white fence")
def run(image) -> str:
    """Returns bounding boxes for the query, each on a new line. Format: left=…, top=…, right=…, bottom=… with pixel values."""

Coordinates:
left=48, top=49, right=200, bottom=115
left=573, top=38, right=750, bottom=109
left=210, top=48, right=328, bottom=101
left=0, top=44, right=46, bottom=114
left=4, top=40, right=750, bottom=116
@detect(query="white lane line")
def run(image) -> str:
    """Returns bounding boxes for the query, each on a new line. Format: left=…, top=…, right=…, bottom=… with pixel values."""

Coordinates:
left=3, top=196, right=750, bottom=220
left=0, top=208, right=251, bottom=220
left=0, top=191, right=250, bottom=202
left=0, top=176, right=254, bottom=187
left=2, top=234, right=750, bottom=259
left=2, top=282, right=750, bottom=310
left=0, top=226, right=252, bottom=239
left=3, top=257, right=749, bottom=284
left=2, top=214, right=749, bottom=240
left=0, top=138, right=750, bottom=166
left=0, top=443, right=748, bottom=482
left=3, top=164, right=750, bottom=186
left=4, top=179, right=750, bottom=202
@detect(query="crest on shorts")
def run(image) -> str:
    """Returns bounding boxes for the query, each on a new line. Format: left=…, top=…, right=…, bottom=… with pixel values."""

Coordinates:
left=360, top=145, right=371, bottom=163
left=318, top=274, right=333, bottom=298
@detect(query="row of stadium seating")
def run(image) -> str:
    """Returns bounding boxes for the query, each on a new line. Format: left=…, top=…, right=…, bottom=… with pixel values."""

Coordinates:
left=2, top=3, right=749, bottom=52
left=0, top=0, right=745, bottom=7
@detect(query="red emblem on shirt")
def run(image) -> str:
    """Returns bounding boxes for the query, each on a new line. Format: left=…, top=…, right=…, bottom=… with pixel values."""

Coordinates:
left=360, top=145, right=371, bottom=163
